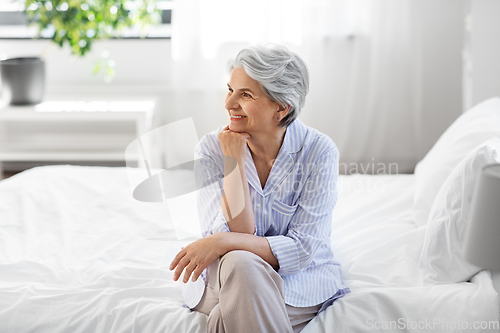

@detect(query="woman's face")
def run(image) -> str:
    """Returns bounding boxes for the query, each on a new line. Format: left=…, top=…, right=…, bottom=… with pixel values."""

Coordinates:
left=225, top=67, right=282, bottom=134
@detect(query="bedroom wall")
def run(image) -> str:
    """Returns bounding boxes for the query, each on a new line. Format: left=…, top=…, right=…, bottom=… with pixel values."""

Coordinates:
left=411, top=0, right=464, bottom=162
left=0, top=1, right=466, bottom=173
left=466, top=0, right=500, bottom=109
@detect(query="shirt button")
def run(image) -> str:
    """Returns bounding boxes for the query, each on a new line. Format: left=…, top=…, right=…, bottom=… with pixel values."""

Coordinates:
left=256, top=203, right=262, bottom=208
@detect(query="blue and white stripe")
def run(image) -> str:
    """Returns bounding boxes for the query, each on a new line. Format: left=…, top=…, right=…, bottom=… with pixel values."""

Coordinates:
left=183, top=118, right=349, bottom=310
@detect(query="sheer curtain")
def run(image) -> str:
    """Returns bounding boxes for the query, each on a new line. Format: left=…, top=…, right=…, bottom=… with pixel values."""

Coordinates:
left=169, top=0, right=452, bottom=174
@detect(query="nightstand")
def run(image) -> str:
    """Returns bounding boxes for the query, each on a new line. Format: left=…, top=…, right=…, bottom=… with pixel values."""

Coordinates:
left=0, top=99, right=155, bottom=178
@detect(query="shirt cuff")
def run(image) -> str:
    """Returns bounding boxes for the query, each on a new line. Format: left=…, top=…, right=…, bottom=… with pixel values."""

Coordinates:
left=209, top=210, right=230, bottom=234
left=265, top=235, right=300, bottom=276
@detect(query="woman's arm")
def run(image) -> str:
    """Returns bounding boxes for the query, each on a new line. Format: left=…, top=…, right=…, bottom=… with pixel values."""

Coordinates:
left=223, top=232, right=279, bottom=270
left=170, top=129, right=272, bottom=283
left=221, top=157, right=256, bottom=234
left=193, top=131, right=253, bottom=236
left=218, top=126, right=256, bottom=234
left=170, top=232, right=278, bottom=283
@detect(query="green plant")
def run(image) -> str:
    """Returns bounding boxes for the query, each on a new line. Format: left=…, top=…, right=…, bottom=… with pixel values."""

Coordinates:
left=23, top=0, right=161, bottom=80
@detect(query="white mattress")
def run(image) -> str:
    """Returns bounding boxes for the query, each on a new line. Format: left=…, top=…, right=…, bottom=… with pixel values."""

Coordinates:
left=0, top=166, right=498, bottom=332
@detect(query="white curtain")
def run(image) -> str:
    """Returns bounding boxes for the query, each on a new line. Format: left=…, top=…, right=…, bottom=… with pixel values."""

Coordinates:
left=169, top=0, right=460, bottom=174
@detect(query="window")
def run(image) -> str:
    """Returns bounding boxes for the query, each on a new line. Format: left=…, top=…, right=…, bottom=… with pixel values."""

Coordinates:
left=0, top=0, right=173, bottom=39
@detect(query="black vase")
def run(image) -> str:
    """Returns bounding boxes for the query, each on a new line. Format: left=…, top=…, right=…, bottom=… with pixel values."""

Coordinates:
left=0, top=57, right=45, bottom=105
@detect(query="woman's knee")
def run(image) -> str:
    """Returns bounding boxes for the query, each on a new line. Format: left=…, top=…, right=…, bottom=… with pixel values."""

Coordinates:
left=207, top=303, right=224, bottom=333
left=219, top=250, right=267, bottom=281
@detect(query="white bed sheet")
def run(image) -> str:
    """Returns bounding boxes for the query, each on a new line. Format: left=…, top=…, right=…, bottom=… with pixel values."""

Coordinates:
left=304, top=175, right=499, bottom=332
left=0, top=166, right=498, bottom=332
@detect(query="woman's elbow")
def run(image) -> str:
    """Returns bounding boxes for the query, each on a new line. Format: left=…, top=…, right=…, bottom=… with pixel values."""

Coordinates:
left=227, top=224, right=255, bottom=234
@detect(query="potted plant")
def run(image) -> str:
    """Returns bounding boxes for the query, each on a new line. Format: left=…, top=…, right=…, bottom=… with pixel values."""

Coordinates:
left=0, top=0, right=160, bottom=105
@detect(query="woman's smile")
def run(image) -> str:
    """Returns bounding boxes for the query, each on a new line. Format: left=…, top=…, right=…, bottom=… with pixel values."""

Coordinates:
left=230, top=115, right=247, bottom=122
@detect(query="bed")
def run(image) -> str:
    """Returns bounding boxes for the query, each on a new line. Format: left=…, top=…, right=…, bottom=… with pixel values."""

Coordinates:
left=1, top=98, right=500, bottom=332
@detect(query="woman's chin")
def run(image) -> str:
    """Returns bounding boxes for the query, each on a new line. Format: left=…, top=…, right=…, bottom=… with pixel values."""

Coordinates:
left=229, top=123, right=244, bottom=132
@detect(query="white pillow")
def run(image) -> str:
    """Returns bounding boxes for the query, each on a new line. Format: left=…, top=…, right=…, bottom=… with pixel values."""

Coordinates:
left=413, top=97, right=500, bottom=227
left=491, top=272, right=500, bottom=308
left=420, top=138, right=500, bottom=284
left=492, top=272, right=500, bottom=313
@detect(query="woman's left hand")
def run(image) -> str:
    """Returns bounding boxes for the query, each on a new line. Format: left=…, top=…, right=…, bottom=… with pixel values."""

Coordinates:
left=169, top=233, right=228, bottom=283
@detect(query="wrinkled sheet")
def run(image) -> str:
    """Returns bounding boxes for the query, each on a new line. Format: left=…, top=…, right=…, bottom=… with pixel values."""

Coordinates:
left=0, top=166, right=498, bottom=332
left=304, top=174, right=499, bottom=332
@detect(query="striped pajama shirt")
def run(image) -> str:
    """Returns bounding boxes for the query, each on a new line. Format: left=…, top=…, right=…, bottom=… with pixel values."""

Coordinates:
left=183, top=118, right=349, bottom=312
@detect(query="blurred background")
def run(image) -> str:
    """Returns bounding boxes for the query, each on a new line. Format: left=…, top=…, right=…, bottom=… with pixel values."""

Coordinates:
left=0, top=0, right=499, bottom=178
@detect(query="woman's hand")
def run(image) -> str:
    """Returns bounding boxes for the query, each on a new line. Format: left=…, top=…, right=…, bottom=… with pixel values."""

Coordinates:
left=169, top=233, right=228, bottom=283
left=218, top=125, right=251, bottom=163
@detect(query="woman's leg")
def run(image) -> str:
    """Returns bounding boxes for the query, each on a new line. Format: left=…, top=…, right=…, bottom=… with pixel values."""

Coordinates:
left=207, top=250, right=294, bottom=333
left=193, top=261, right=220, bottom=316
left=193, top=250, right=322, bottom=333
left=192, top=270, right=225, bottom=332
left=285, top=303, right=323, bottom=333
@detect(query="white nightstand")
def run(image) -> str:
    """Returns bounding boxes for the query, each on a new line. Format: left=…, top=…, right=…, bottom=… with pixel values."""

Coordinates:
left=0, top=99, right=155, bottom=177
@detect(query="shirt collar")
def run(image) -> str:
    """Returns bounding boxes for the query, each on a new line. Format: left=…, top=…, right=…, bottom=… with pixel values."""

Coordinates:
left=281, top=118, right=307, bottom=155
left=245, top=118, right=308, bottom=196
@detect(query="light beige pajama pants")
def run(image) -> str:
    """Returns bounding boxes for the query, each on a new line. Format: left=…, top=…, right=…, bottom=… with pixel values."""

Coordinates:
left=192, top=250, right=323, bottom=333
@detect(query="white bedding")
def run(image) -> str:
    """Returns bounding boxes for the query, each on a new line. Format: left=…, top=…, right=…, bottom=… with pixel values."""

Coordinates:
left=306, top=175, right=499, bottom=332
left=0, top=165, right=498, bottom=332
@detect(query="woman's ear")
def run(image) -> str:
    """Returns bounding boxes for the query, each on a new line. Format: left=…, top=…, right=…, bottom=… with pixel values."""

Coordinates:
left=276, top=104, right=291, bottom=120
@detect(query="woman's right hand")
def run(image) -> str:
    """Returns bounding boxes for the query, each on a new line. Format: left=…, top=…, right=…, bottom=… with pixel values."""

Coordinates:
left=218, top=125, right=251, bottom=163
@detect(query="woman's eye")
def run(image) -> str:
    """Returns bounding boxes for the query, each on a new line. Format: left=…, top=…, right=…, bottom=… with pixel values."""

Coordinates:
left=243, top=93, right=251, bottom=98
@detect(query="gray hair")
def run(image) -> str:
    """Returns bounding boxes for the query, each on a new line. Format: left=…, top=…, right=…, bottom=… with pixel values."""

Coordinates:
left=228, top=44, right=309, bottom=128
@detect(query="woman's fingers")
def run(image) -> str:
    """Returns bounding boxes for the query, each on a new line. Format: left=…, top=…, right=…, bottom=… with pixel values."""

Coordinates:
left=169, top=236, right=222, bottom=283
left=174, top=255, right=205, bottom=283
left=182, top=261, right=199, bottom=283
left=218, top=128, right=251, bottom=161
left=169, top=247, right=186, bottom=271
left=173, top=256, right=191, bottom=281
left=241, top=132, right=251, bottom=139
left=191, top=265, right=205, bottom=282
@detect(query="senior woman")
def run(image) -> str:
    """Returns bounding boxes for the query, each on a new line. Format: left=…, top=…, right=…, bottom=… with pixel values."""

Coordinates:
left=169, top=44, right=349, bottom=333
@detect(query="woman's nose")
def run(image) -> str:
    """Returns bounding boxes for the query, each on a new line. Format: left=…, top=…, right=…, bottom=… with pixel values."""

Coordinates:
left=224, top=93, right=239, bottom=111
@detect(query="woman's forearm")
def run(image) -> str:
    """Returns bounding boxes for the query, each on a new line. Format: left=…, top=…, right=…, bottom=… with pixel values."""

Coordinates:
left=221, top=158, right=256, bottom=234
left=221, top=232, right=279, bottom=271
